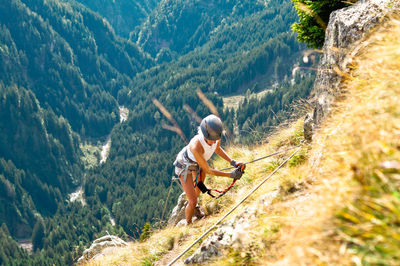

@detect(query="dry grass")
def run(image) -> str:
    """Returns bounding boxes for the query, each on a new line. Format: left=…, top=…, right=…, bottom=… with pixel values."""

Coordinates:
left=83, top=16, right=400, bottom=266
left=253, top=15, right=400, bottom=265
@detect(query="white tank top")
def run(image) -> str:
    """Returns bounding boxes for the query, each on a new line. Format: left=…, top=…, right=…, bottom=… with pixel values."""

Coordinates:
left=187, top=133, right=218, bottom=162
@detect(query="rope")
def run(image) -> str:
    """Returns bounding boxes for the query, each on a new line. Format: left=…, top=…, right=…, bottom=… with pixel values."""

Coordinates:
left=218, top=142, right=303, bottom=171
left=160, top=179, right=174, bottom=222
left=167, top=144, right=303, bottom=265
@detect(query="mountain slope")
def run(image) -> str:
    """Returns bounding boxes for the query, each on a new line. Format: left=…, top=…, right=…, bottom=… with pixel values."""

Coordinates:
left=0, top=0, right=151, bottom=243
left=82, top=14, right=400, bottom=266
left=0, top=83, right=84, bottom=238
left=133, top=0, right=298, bottom=59
left=74, top=0, right=160, bottom=38
left=0, top=0, right=152, bottom=138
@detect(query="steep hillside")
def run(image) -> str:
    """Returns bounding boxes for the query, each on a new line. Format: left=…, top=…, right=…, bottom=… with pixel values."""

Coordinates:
left=0, top=0, right=150, bottom=261
left=132, top=0, right=298, bottom=59
left=0, top=0, right=152, bottom=138
left=82, top=14, right=400, bottom=266
left=0, top=84, right=82, bottom=237
left=74, top=0, right=160, bottom=37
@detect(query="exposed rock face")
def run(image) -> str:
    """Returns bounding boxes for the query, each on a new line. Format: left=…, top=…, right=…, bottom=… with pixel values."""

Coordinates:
left=310, top=0, right=400, bottom=129
left=184, top=206, right=257, bottom=264
left=168, top=192, right=187, bottom=225
left=303, top=113, right=314, bottom=142
left=168, top=192, right=205, bottom=226
left=184, top=190, right=279, bottom=264
left=77, top=235, right=127, bottom=264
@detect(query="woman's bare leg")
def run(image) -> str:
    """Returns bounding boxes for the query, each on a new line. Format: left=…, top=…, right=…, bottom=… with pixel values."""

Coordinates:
left=180, top=172, right=197, bottom=224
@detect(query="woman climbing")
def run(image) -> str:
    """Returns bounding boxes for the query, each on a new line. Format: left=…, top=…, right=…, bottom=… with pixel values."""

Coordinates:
left=173, top=114, right=244, bottom=224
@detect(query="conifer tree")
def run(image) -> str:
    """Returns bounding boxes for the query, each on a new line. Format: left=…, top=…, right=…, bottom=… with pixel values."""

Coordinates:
left=32, top=219, right=45, bottom=251
left=291, top=0, right=355, bottom=48
left=139, top=222, right=152, bottom=242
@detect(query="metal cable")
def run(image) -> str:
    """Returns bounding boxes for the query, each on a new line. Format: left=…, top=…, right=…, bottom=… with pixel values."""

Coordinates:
left=218, top=142, right=303, bottom=171
left=160, top=179, right=174, bottom=223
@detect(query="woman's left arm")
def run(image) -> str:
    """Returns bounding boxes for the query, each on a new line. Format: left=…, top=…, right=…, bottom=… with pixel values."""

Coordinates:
left=214, top=141, right=232, bottom=163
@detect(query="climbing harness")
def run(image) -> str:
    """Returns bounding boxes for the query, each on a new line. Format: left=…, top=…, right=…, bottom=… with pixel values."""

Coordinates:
left=167, top=143, right=304, bottom=265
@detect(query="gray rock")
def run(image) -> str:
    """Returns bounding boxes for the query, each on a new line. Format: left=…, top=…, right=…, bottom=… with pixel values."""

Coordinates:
left=303, top=113, right=314, bottom=142
left=176, top=219, right=188, bottom=227
left=77, top=235, right=127, bottom=264
left=184, top=190, right=281, bottom=264
left=184, top=206, right=257, bottom=264
left=310, top=0, right=400, bottom=133
left=259, top=189, right=280, bottom=207
left=184, top=222, right=234, bottom=264
left=168, top=192, right=206, bottom=226
left=168, top=192, right=187, bottom=226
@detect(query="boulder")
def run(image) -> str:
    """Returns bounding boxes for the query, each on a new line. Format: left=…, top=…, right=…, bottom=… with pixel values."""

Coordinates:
left=77, top=235, right=127, bottom=264
left=184, top=190, right=280, bottom=264
left=184, top=206, right=257, bottom=264
left=168, top=192, right=187, bottom=226
left=168, top=192, right=205, bottom=226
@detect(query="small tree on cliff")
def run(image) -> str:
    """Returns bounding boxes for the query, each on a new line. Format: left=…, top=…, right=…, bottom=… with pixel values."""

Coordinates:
left=139, top=222, right=152, bottom=242
left=291, top=0, right=356, bottom=48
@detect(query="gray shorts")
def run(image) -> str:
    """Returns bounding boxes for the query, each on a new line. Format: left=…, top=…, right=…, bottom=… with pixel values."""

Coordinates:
left=174, top=160, right=199, bottom=177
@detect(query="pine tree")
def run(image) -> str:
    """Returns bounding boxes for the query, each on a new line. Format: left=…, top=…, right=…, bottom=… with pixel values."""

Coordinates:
left=139, top=222, right=152, bottom=242
left=32, top=219, right=45, bottom=251
left=291, top=0, right=355, bottom=48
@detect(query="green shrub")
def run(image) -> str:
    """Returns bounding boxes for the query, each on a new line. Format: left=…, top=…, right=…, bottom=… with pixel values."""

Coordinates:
left=139, top=222, right=152, bottom=242
left=291, top=0, right=354, bottom=48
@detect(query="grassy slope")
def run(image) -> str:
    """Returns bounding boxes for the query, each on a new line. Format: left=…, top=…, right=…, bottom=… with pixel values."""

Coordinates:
left=82, top=16, right=400, bottom=266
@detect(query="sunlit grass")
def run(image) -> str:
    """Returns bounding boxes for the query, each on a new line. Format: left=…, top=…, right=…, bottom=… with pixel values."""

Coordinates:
left=332, top=16, right=400, bottom=265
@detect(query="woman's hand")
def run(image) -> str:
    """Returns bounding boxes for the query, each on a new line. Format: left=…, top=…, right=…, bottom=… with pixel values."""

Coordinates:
left=230, top=168, right=243, bottom=180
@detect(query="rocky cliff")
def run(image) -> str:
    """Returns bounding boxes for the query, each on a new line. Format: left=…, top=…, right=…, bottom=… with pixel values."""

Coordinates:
left=305, top=0, right=400, bottom=140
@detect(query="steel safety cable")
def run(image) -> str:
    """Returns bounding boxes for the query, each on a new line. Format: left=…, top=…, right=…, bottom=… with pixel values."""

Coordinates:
left=219, top=142, right=304, bottom=171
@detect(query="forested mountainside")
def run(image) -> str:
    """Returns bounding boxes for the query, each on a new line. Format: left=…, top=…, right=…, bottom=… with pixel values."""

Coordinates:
left=133, top=0, right=298, bottom=59
left=0, top=84, right=81, bottom=230
left=0, top=0, right=152, bottom=138
left=74, top=0, right=160, bottom=38
left=0, top=0, right=314, bottom=264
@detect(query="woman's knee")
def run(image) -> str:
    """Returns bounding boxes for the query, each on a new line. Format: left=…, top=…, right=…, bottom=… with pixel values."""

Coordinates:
left=187, top=196, right=197, bottom=207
